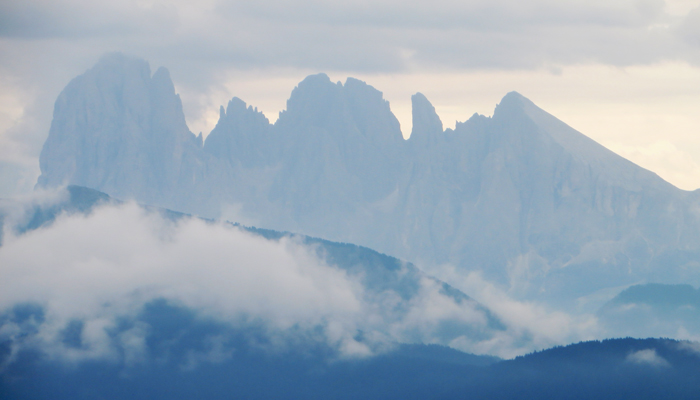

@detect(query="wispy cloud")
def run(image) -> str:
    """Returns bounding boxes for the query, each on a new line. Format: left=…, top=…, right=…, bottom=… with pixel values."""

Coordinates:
left=626, top=348, right=671, bottom=367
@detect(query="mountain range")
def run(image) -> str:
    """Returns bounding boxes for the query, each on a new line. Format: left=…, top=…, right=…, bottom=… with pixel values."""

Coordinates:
left=36, top=53, right=700, bottom=311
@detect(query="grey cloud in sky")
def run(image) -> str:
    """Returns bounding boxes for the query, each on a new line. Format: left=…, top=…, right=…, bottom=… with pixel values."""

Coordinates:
left=0, top=0, right=696, bottom=72
left=1, top=0, right=696, bottom=100
left=0, top=0, right=697, bottom=90
left=0, top=0, right=179, bottom=39
left=226, top=0, right=666, bottom=30
left=678, top=6, right=700, bottom=46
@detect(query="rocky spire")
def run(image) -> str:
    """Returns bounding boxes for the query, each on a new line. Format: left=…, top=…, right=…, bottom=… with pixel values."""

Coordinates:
left=409, top=92, right=443, bottom=145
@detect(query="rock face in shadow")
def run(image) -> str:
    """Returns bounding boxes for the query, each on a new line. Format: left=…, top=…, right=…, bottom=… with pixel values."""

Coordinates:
left=37, top=54, right=700, bottom=308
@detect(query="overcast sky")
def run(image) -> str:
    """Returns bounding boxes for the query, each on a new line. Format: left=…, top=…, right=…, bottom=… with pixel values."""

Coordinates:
left=2, top=0, right=700, bottom=195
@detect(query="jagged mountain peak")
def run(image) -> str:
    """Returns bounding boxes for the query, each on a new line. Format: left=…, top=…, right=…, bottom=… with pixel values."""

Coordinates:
left=280, top=73, right=391, bottom=115
left=492, top=90, right=674, bottom=190
left=204, top=96, right=271, bottom=167
left=491, top=91, right=536, bottom=122
left=226, top=96, right=248, bottom=114
left=493, top=91, right=614, bottom=159
left=500, top=90, right=526, bottom=101
left=410, top=92, right=443, bottom=141
left=276, top=73, right=402, bottom=144
left=277, top=73, right=341, bottom=127
left=301, top=72, right=332, bottom=84
left=37, top=53, right=200, bottom=209
left=152, top=66, right=174, bottom=89
left=215, top=96, right=268, bottom=123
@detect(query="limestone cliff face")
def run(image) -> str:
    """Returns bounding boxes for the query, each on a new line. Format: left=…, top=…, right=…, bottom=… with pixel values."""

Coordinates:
left=37, top=54, right=700, bottom=308
left=37, top=53, right=205, bottom=211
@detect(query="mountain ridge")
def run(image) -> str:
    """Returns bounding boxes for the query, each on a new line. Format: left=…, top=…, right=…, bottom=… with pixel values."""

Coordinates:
left=36, top=53, right=700, bottom=309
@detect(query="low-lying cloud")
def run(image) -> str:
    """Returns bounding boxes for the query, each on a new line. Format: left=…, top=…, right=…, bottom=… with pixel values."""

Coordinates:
left=4, top=190, right=692, bottom=368
left=422, top=264, right=604, bottom=357
left=626, top=348, right=671, bottom=367
left=0, top=203, right=369, bottom=361
left=0, top=198, right=514, bottom=367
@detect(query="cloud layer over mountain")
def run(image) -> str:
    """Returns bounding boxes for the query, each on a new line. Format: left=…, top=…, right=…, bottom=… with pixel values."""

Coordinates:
left=1, top=194, right=561, bottom=363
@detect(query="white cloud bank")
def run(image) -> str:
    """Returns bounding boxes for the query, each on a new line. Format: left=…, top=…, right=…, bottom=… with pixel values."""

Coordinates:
left=4, top=188, right=693, bottom=367
left=0, top=200, right=521, bottom=365
left=0, top=203, right=368, bottom=360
